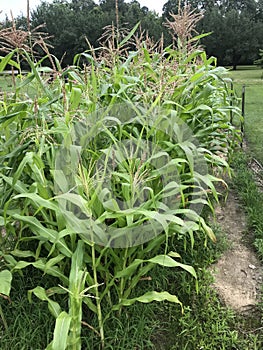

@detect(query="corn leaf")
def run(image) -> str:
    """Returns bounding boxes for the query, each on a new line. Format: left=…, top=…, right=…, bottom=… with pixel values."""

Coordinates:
left=28, top=286, right=61, bottom=318
left=52, top=311, right=71, bottom=350
left=12, top=214, right=72, bottom=258
left=0, top=270, right=12, bottom=296
left=115, top=291, right=182, bottom=308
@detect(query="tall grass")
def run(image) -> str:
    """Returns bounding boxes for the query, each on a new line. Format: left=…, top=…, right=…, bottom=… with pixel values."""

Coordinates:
left=0, top=12, right=241, bottom=350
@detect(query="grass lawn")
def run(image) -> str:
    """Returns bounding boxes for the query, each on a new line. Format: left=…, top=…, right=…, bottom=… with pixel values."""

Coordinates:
left=0, top=74, right=15, bottom=92
left=229, top=66, right=263, bottom=164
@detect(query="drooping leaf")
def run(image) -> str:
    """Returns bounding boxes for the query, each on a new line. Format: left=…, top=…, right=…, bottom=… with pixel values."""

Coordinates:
left=0, top=270, right=12, bottom=296
left=115, top=254, right=196, bottom=279
left=12, top=214, right=72, bottom=258
left=28, top=286, right=62, bottom=318
left=115, top=291, right=182, bottom=309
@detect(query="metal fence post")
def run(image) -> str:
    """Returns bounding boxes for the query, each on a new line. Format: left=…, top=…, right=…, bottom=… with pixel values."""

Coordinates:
left=230, top=81, right=233, bottom=124
left=241, top=85, right=245, bottom=147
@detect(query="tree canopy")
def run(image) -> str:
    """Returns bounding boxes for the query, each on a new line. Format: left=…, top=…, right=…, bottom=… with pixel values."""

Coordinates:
left=27, top=0, right=163, bottom=65
left=162, top=0, right=263, bottom=69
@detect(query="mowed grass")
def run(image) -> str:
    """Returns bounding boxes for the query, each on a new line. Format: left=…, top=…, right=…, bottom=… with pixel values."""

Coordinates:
left=0, top=74, right=15, bottom=92
left=0, top=73, right=41, bottom=97
left=229, top=66, right=263, bottom=164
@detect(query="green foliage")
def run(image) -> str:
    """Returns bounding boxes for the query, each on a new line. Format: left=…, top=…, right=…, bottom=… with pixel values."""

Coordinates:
left=28, top=0, right=163, bottom=65
left=0, top=271, right=55, bottom=349
left=163, top=0, right=263, bottom=69
left=199, top=2, right=263, bottom=69
left=1, top=230, right=261, bottom=349
left=167, top=271, right=262, bottom=350
left=0, top=22, right=241, bottom=349
left=0, top=270, right=12, bottom=296
left=231, top=151, right=263, bottom=259
left=254, top=49, right=263, bottom=68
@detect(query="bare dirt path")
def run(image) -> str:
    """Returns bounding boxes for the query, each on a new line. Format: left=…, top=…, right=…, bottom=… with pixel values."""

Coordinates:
left=210, top=190, right=263, bottom=312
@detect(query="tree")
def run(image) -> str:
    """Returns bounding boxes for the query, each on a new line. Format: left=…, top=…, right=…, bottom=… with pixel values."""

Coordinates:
left=162, top=0, right=263, bottom=69
left=29, top=0, right=166, bottom=64
left=221, top=9, right=258, bottom=69
left=162, top=0, right=215, bottom=19
left=30, top=1, right=79, bottom=65
left=254, top=49, right=263, bottom=68
left=199, top=0, right=263, bottom=69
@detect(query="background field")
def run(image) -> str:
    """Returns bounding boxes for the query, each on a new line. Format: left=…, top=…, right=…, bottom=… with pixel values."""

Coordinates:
left=229, top=66, right=263, bottom=164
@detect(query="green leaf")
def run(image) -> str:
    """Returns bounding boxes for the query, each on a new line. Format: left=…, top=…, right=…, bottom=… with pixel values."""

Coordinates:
left=21, top=49, right=53, bottom=99
left=0, top=270, right=12, bottom=296
left=115, top=254, right=196, bottom=279
left=52, top=311, right=71, bottom=350
left=148, top=255, right=197, bottom=278
left=70, top=87, right=82, bottom=110
left=12, top=259, right=69, bottom=285
left=116, top=291, right=182, bottom=308
left=11, top=249, right=36, bottom=258
left=115, top=259, right=144, bottom=279
left=0, top=216, right=4, bottom=226
left=118, top=22, right=140, bottom=48
left=0, top=174, right=28, bottom=194
left=200, top=217, right=216, bottom=243
left=44, top=255, right=66, bottom=273
left=189, top=32, right=212, bottom=43
left=69, top=240, right=84, bottom=293
left=179, top=143, right=194, bottom=175
left=12, top=214, right=72, bottom=258
left=14, top=193, right=58, bottom=212
left=0, top=51, right=19, bottom=72
left=28, top=286, right=61, bottom=318
left=12, top=152, right=34, bottom=185
left=168, top=251, right=181, bottom=259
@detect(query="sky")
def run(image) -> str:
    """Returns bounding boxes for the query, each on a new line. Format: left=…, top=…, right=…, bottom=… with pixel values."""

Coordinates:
left=0, top=0, right=167, bottom=20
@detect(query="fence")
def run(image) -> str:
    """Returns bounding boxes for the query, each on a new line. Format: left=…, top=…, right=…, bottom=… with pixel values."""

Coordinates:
left=230, top=81, right=245, bottom=147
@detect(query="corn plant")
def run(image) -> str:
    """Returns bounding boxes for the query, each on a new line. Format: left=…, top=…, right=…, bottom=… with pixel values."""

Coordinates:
left=0, top=14, right=241, bottom=350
